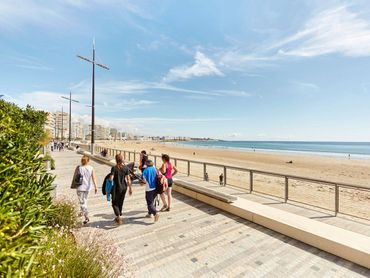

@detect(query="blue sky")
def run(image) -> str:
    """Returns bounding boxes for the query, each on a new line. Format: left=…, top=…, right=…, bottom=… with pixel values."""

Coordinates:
left=2, top=0, right=370, bottom=141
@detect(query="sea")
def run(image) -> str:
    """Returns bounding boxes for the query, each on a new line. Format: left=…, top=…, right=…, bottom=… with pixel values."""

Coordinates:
left=172, top=141, right=370, bottom=159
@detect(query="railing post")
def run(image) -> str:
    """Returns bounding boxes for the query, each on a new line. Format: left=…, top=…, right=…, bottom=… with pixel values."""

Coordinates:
left=187, top=161, right=190, bottom=176
left=134, top=152, right=136, bottom=162
left=284, top=176, right=289, bottom=203
left=129, top=152, right=131, bottom=161
left=124, top=151, right=127, bottom=160
left=174, top=159, right=177, bottom=167
left=203, top=163, right=206, bottom=180
left=223, top=166, right=227, bottom=186
left=250, top=171, right=253, bottom=193
left=335, top=184, right=339, bottom=216
left=154, top=156, right=157, bottom=167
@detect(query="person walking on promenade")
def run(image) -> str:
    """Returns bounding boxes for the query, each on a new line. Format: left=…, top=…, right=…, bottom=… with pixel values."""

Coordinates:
left=72, top=155, right=98, bottom=224
left=141, top=160, right=160, bottom=222
left=111, top=153, right=132, bottom=225
left=139, top=150, right=148, bottom=172
left=160, top=154, right=177, bottom=212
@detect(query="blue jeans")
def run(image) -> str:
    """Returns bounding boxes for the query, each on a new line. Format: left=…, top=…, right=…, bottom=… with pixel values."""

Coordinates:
left=145, top=190, right=157, bottom=215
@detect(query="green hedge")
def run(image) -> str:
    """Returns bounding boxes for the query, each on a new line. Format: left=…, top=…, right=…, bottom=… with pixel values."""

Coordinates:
left=0, top=100, right=54, bottom=276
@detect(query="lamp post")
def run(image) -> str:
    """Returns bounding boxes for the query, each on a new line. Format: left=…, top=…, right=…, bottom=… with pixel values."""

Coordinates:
left=77, top=40, right=109, bottom=154
left=61, top=91, right=79, bottom=144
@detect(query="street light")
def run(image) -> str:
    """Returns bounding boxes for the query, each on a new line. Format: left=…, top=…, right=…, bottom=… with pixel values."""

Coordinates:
left=61, top=91, right=79, bottom=144
left=77, top=39, right=109, bottom=154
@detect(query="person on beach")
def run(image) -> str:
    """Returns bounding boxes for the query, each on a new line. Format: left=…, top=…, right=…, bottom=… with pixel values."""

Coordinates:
left=141, top=160, right=160, bottom=222
left=73, top=155, right=98, bottom=224
left=159, top=154, right=177, bottom=212
left=111, top=153, right=132, bottom=225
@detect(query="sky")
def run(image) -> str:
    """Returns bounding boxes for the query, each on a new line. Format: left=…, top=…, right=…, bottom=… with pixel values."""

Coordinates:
left=1, top=0, right=370, bottom=141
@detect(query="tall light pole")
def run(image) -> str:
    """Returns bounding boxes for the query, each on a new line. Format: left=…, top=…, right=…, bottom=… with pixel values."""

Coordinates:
left=61, top=91, right=79, bottom=144
left=77, top=40, right=109, bottom=154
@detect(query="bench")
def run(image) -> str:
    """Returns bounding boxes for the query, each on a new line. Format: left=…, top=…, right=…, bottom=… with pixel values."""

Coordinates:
left=173, top=179, right=237, bottom=203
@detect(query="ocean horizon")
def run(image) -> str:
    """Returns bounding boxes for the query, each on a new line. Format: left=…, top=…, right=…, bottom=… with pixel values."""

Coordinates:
left=172, top=140, right=370, bottom=158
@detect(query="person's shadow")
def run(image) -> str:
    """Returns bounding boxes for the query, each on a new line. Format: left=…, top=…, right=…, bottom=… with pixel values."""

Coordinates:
left=89, top=210, right=152, bottom=229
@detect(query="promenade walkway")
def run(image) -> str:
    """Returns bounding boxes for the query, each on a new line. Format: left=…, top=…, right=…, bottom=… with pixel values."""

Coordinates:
left=51, top=150, right=370, bottom=277
left=176, top=175, right=370, bottom=237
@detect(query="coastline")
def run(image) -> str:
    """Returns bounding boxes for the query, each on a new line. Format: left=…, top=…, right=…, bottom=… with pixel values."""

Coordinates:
left=163, top=141, right=370, bottom=160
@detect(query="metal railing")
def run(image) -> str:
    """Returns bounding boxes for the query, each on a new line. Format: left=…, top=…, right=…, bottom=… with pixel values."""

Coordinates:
left=75, top=144, right=370, bottom=221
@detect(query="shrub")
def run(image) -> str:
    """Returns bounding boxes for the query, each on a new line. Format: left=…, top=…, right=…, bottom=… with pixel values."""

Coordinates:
left=35, top=229, right=127, bottom=278
left=0, top=100, right=54, bottom=275
left=48, top=199, right=78, bottom=229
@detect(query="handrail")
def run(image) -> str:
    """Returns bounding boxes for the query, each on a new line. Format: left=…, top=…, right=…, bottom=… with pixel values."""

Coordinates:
left=72, top=143, right=370, bottom=220
left=74, top=143, right=370, bottom=191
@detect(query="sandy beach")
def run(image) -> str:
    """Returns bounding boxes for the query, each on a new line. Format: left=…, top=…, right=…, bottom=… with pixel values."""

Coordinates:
left=97, top=140, right=370, bottom=187
left=93, top=140, right=370, bottom=219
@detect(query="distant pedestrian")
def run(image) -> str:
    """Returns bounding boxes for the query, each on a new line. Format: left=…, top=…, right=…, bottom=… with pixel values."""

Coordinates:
left=219, top=173, right=223, bottom=185
left=72, top=155, right=98, bottom=224
left=141, top=160, right=160, bottom=222
left=204, top=172, right=209, bottom=181
left=111, top=153, right=132, bottom=225
left=159, top=154, right=177, bottom=212
left=348, top=154, right=351, bottom=160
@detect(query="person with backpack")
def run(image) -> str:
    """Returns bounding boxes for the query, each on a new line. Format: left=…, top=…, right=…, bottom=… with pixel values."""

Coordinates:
left=141, top=160, right=160, bottom=222
left=111, top=153, right=132, bottom=225
left=71, top=155, right=97, bottom=224
left=102, top=173, right=114, bottom=202
left=159, top=154, right=177, bottom=212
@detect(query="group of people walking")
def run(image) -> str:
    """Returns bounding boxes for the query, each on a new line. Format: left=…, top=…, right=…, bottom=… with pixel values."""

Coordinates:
left=71, top=150, right=177, bottom=225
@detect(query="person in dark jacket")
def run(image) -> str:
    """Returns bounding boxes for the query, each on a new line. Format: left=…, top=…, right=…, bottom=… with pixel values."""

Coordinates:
left=111, top=153, right=132, bottom=225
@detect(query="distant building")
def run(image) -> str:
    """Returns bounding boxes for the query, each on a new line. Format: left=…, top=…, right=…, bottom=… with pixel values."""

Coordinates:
left=72, top=122, right=84, bottom=140
left=95, top=125, right=110, bottom=140
left=53, top=111, right=69, bottom=140
left=45, top=113, right=55, bottom=138
left=110, top=128, right=118, bottom=140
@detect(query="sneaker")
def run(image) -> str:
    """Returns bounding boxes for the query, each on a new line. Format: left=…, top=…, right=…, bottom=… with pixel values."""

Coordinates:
left=154, top=214, right=160, bottom=222
left=117, top=217, right=123, bottom=225
left=165, top=207, right=170, bottom=212
left=83, top=217, right=90, bottom=225
left=160, top=206, right=168, bottom=212
left=145, top=214, right=153, bottom=218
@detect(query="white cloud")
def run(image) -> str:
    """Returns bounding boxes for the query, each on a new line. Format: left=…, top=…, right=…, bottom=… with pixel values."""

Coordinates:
left=213, top=4, right=370, bottom=73
left=275, top=5, right=370, bottom=57
left=163, top=51, right=223, bottom=82
left=71, top=78, right=258, bottom=99
left=213, top=90, right=253, bottom=97
left=0, top=0, right=152, bottom=32
left=290, top=81, right=320, bottom=90
left=7, top=90, right=156, bottom=115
